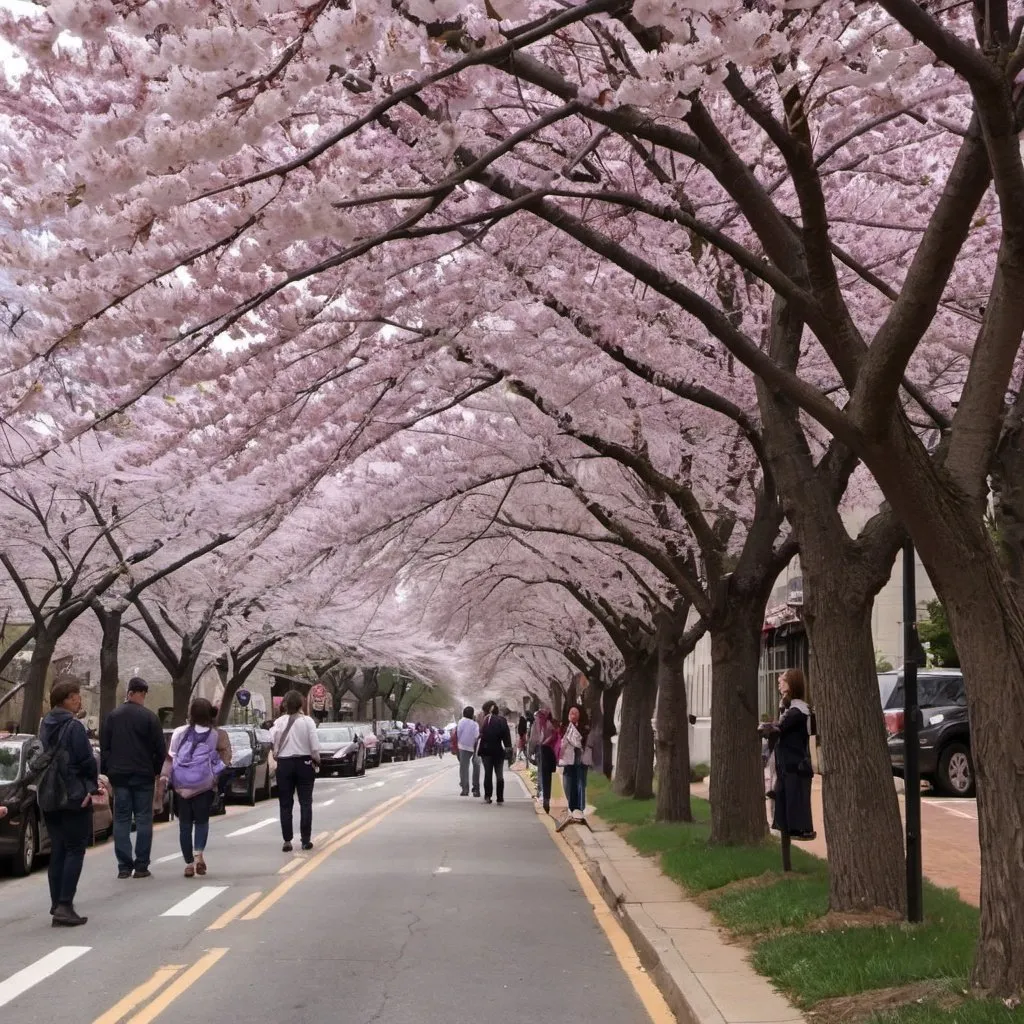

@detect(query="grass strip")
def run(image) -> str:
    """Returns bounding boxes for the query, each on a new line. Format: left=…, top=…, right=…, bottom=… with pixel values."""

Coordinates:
left=585, top=773, right=1008, bottom=1024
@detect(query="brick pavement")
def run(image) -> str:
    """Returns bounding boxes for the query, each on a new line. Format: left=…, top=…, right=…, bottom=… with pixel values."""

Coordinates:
left=694, top=777, right=980, bottom=905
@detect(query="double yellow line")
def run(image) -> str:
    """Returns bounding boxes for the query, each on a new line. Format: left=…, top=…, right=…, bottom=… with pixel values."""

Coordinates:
left=91, top=771, right=442, bottom=1023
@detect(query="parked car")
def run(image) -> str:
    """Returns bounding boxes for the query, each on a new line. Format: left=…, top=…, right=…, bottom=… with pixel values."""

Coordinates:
left=316, top=725, right=366, bottom=776
left=223, top=726, right=276, bottom=804
left=160, top=728, right=226, bottom=817
left=351, top=724, right=380, bottom=768
left=0, top=733, right=114, bottom=877
left=880, top=669, right=973, bottom=797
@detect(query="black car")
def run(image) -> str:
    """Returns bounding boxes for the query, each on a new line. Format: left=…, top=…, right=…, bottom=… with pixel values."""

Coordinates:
left=881, top=670, right=974, bottom=797
left=223, top=726, right=275, bottom=804
left=0, top=734, right=115, bottom=876
left=316, top=725, right=366, bottom=776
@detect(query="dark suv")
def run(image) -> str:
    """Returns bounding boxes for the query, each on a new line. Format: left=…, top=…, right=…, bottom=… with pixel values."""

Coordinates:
left=880, top=670, right=973, bottom=797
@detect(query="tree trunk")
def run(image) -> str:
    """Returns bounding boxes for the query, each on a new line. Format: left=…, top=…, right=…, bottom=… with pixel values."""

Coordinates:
left=655, top=618, right=692, bottom=823
left=18, top=633, right=56, bottom=732
left=98, top=607, right=123, bottom=728
left=602, top=681, right=622, bottom=781
left=171, top=672, right=194, bottom=726
left=803, top=568, right=907, bottom=913
left=708, top=601, right=767, bottom=845
left=614, top=656, right=657, bottom=798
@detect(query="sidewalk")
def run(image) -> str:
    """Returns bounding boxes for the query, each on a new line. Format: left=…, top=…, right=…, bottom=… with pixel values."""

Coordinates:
left=520, top=767, right=805, bottom=1024
left=691, top=778, right=980, bottom=906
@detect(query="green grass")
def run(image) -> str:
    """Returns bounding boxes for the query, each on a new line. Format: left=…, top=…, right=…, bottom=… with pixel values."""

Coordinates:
left=752, top=886, right=978, bottom=1005
left=587, top=770, right=986, bottom=1024
left=871, top=1001, right=1024, bottom=1024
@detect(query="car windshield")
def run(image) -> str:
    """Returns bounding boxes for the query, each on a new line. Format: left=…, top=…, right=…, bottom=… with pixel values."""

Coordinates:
left=318, top=728, right=353, bottom=744
left=0, top=741, right=22, bottom=783
left=889, top=674, right=966, bottom=710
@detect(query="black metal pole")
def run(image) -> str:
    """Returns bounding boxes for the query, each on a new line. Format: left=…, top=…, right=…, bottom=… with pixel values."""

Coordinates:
left=903, top=539, right=924, bottom=923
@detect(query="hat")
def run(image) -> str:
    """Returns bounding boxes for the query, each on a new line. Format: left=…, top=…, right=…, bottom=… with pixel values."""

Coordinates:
left=126, top=677, right=149, bottom=694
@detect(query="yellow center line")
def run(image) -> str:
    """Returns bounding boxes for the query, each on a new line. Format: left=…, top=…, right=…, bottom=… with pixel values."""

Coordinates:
left=91, top=965, right=184, bottom=1024
left=537, top=810, right=674, bottom=1024
left=206, top=891, right=262, bottom=931
left=243, top=772, right=442, bottom=921
left=124, top=948, right=229, bottom=1024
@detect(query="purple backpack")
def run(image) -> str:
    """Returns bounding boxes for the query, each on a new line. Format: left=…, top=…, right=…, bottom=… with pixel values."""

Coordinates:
left=170, top=727, right=224, bottom=791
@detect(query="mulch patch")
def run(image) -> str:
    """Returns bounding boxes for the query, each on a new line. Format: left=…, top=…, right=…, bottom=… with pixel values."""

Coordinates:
left=809, top=981, right=961, bottom=1024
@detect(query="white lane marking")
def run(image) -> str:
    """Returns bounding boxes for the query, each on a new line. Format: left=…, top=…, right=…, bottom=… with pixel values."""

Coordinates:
left=315, top=798, right=335, bottom=808
left=434, top=866, right=452, bottom=874
left=155, top=853, right=181, bottom=864
left=225, top=817, right=277, bottom=837
left=161, top=886, right=229, bottom=917
left=0, top=947, right=91, bottom=1009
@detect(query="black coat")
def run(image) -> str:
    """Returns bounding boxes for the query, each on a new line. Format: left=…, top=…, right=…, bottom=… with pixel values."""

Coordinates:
left=772, top=703, right=814, bottom=835
left=40, top=709, right=99, bottom=811
left=477, top=715, right=512, bottom=758
left=100, top=701, right=166, bottom=782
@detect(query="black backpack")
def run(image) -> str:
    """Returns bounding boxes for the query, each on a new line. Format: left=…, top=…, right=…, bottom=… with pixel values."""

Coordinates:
left=26, top=719, right=74, bottom=813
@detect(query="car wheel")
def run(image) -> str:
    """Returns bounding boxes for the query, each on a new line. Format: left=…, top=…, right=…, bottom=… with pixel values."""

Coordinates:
left=936, top=743, right=975, bottom=797
left=12, top=813, right=38, bottom=876
left=246, top=770, right=257, bottom=806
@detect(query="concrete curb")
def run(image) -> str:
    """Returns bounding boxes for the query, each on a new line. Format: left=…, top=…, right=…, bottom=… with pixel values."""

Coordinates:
left=557, top=819, right=804, bottom=1024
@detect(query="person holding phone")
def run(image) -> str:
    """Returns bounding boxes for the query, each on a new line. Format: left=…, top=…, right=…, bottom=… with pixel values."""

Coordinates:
left=270, top=690, right=321, bottom=852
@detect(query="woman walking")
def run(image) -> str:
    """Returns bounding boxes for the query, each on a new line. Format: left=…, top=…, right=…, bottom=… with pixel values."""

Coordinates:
left=762, top=669, right=815, bottom=840
left=530, top=708, right=559, bottom=814
left=477, top=703, right=513, bottom=805
left=558, top=705, right=591, bottom=820
left=271, top=690, right=321, bottom=851
left=160, top=698, right=226, bottom=877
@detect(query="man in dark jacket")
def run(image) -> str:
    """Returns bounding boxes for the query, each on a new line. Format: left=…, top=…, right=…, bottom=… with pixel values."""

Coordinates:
left=41, top=679, right=99, bottom=926
left=477, top=704, right=513, bottom=805
left=101, top=677, right=166, bottom=879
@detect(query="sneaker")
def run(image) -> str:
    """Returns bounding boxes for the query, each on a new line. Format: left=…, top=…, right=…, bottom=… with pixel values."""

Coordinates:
left=52, top=904, right=87, bottom=927
left=301, top=841, right=313, bottom=851
left=117, top=870, right=132, bottom=880
left=184, top=864, right=195, bottom=878
left=133, top=869, right=152, bottom=879
left=472, top=791, right=480, bottom=798
left=484, top=797, right=493, bottom=804
left=282, top=841, right=293, bottom=853
left=195, top=859, right=206, bottom=876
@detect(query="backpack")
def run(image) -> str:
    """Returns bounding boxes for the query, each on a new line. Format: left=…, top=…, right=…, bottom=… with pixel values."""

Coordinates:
left=26, top=718, right=74, bottom=813
left=170, top=727, right=223, bottom=792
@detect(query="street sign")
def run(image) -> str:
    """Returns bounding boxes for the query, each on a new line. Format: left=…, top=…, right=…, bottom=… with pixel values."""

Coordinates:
left=236, top=689, right=251, bottom=707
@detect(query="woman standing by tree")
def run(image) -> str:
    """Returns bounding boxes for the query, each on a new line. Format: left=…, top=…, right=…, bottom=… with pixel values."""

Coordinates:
left=762, top=670, right=815, bottom=841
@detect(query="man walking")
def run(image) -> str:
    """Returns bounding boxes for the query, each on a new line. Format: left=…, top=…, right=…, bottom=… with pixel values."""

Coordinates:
left=100, top=677, right=166, bottom=879
left=455, top=706, right=480, bottom=797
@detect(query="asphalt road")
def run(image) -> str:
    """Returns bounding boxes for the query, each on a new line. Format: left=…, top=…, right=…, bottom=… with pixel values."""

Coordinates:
left=0, top=756, right=655, bottom=1023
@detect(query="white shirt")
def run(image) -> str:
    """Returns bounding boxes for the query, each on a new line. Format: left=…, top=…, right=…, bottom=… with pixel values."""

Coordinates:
left=270, top=714, right=320, bottom=758
left=455, top=717, right=479, bottom=751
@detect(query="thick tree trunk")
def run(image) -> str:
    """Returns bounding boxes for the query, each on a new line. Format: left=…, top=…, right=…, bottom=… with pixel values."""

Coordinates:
left=98, top=608, right=123, bottom=728
left=655, top=618, right=692, bottom=823
left=614, top=657, right=657, bottom=797
left=803, top=570, right=907, bottom=914
left=171, top=672, right=194, bottom=726
left=19, top=633, right=56, bottom=732
left=708, top=601, right=766, bottom=845
left=602, top=681, right=622, bottom=780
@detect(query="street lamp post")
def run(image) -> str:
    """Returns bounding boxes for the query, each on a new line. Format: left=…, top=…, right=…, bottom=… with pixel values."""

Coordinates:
left=902, top=539, right=924, bottom=923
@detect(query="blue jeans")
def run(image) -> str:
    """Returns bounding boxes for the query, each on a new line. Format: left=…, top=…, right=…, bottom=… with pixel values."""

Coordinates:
left=175, top=790, right=214, bottom=863
left=563, top=764, right=589, bottom=812
left=113, top=776, right=155, bottom=872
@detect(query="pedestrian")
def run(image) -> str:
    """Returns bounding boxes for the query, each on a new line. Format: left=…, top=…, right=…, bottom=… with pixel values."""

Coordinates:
left=530, top=708, right=558, bottom=814
left=477, top=702, right=513, bottom=805
left=100, top=676, right=166, bottom=880
left=270, top=689, right=321, bottom=852
left=558, top=705, right=591, bottom=820
left=762, top=669, right=815, bottom=840
left=473, top=700, right=495, bottom=795
left=39, top=679, right=102, bottom=926
left=455, top=706, right=480, bottom=796
left=516, top=712, right=528, bottom=763
left=159, top=698, right=226, bottom=878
